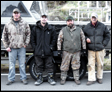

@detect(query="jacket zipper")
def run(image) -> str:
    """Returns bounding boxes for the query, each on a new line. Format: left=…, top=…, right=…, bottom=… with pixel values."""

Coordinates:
left=42, top=27, right=45, bottom=57
left=94, top=27, right=95, bottom=51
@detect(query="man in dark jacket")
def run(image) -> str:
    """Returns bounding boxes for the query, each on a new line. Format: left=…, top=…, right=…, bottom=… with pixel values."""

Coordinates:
left=83, top=12, right=110, bottom=85
left=30, top=14, right=56, bottom=86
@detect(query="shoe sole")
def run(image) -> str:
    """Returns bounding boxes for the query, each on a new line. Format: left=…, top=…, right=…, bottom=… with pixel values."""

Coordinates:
left=60, top=82, right=66, bottom=85
left=49, top=83, right=56, bottom=85
left=48, top=81, right=56, bottom=85
left=34, top=82, right=43, bottom=86
left=97, top=80, right=103, bottom=84
left=75, top=83, right=81, bottom=85
left=97, top=81, right=103, bottom=84
left=75, top=81, right=81, bottom=85
left=6, top=81, right=14, bottom=85
left=21, top=81, right=28, bottom=85
left=60, top=83, right=65, bottom=85
left=35, top=84, right=41, bottom=86
left=23, top=83, right=28, bottom=85
left=86, top=82, right=94, bottom=85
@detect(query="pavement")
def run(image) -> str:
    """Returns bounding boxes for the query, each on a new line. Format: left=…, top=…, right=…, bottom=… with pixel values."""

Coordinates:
left=1, top=57, right=111, bottom=91
left=1, top=72, right=111, bottom=91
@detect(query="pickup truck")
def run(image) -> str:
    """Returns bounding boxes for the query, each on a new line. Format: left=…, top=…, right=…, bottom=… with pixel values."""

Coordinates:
left=1, top=1, right=111, bottom=81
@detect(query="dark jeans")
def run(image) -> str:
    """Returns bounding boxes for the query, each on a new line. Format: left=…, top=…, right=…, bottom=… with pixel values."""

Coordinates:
left=35, top=56, right=54, bottom=73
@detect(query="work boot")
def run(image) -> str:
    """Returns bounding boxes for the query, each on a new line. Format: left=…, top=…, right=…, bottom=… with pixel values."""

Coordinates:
left=6, top=81, right=14, bottom=85
left=60, top=71, right=67, bottom=85
left=86, top=81, right=94, bottom=85
left=60, top=80, right=66, bottom=85
left=48, top=73, right=56, bottom=85
left=97, top=79, right=103, bottom=84
left=34, top=73, right=43, bottom=86
left=21, top=79, right=28, bottom=85
left=73, top=70, right=80, bottom=85
left=74, top=79, right=81, bottom=85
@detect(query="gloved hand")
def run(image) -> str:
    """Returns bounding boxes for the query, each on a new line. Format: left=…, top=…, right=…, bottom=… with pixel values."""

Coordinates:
left=50, top=46, right=55, bottom=51
left=81, top=49, right=87, bottom=57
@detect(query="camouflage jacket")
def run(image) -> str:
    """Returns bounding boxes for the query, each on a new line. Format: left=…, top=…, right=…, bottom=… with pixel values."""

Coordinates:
left=57, top=26, right=86, bottom=50
left=1, top=17, right=31, bottom=48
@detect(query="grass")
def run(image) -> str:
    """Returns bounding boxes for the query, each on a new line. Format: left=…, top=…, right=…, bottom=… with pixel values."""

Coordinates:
left=47, top=1, right=109, bottom=22
left=1, top=54, right=111, bottom=73
left=103, top=54, right=111, bottom=71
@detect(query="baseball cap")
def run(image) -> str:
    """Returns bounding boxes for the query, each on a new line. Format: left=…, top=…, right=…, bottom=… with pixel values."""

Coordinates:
left=66, top=16, right=74, bottom=21
left=41, top=14, right=47, bottom=17
left=13, top=8, right=20, bottom=13
left=91, top=12, right=98, bottom=19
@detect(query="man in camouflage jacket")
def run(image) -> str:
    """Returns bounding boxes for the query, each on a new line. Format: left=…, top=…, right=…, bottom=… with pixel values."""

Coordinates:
left=57, top=16, right=86, bottom=85
left=1, top=8, right=30, bottom=85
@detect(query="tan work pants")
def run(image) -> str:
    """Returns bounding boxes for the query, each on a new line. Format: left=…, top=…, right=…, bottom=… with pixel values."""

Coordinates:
left=88, top=49, right=105, bottom=81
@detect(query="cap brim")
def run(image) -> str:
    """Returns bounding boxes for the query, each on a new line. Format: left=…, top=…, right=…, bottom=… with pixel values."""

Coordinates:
left=41, top=15, right=47, bottom=17
left=91, top=16, right=97, bottom=18
left=13, top=11, right=20, bottom=13
left=66, top=19, right=73, bottom=21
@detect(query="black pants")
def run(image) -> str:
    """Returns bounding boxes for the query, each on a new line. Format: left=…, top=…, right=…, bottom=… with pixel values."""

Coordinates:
left=35, top=56, right=54, bottom=73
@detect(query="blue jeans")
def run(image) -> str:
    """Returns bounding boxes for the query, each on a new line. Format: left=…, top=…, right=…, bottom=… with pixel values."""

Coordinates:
left=8, top=47, right=27, bottom=81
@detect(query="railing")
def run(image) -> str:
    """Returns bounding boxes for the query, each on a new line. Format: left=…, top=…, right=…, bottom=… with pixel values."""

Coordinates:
left=69, top=7, right=111, bottom=23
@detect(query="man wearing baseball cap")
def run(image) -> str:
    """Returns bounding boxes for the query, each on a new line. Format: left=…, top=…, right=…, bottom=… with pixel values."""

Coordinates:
left=57, top=16, right=86, bottom=85
left=30, top=13, right=56, bottom=86
left=83, top=12, right=110, bottom=85
left=2, top=8, right=31, bottom=85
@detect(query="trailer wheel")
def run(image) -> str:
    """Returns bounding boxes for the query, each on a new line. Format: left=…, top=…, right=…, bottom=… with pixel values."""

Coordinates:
left=79, top=55, right=88, bottom=80
left=29, top=58, right=37, bottom=80
left=29, top=58, right=57, bottom=81
left=29, top=56, right=87, bottom=81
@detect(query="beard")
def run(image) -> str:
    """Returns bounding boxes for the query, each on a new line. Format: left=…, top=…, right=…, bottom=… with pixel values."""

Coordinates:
left=42, top=22, right=46, bottom=24
left=41, top=19, right=47, bottom=24
left=42, top=21, right=46, bottom=24
left=67, top=23, right=74, bottom=29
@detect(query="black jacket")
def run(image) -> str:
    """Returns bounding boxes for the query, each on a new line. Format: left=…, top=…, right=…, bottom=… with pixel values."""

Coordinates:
left=83, top=21, right=110, bottom=51
left=30, top=21, right=56, bottom=57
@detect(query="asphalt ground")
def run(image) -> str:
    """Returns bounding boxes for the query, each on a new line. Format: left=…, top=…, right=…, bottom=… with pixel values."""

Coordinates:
left=1, top=58, right=111, bottom=91
left=1, top=72, right=111, bottom=91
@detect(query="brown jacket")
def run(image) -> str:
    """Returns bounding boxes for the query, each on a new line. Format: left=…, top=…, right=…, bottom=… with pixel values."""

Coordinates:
left=1, top=17, right=31, bottom=48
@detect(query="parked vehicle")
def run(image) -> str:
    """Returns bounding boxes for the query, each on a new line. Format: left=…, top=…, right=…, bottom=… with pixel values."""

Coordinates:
left=1, top=1, right=111, bottom=81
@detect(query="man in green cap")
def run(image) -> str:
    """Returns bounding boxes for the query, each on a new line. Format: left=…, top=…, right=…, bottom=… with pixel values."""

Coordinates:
left=57, top=16, right=86, bottom=85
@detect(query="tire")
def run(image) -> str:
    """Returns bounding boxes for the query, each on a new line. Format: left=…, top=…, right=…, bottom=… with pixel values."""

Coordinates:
left=29, top=58, right=38, bottom=80
left=29, top=58, right=57, bottom=81
left=29, top=56, right=87, bottom=81
left=79, top=55, right=88, bottom=80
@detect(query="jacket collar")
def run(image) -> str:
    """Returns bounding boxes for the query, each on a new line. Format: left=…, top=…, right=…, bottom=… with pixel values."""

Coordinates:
left=36, top=21, right=51, bottom=30
left=90, top=20, right=99, bottom=27
left=10, top=17, right=23, bottom=25
left=67, top=25, right=76, bottom=32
